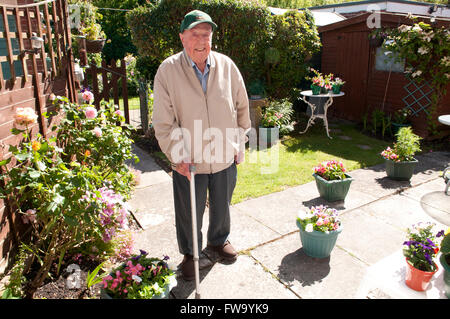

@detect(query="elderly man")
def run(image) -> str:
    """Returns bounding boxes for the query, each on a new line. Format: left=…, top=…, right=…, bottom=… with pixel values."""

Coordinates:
left=152, top=10, right=251, bottom=280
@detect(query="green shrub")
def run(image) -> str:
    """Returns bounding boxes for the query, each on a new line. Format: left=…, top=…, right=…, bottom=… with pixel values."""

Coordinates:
left=0, top=97, right=138, bottom=297
left=127, top=0, right=270, bottom=86
left=126, top=0, right=320, bottom=100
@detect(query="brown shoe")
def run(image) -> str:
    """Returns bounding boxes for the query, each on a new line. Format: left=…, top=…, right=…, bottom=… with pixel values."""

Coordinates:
left=207, top=240, right=238, bottom=262
left=180, top=255, right=195, bottom=281
left=179, top=254, right=214, bottom=281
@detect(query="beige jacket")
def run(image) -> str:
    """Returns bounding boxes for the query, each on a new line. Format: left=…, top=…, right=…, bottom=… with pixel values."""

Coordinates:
left=152, top=50, right=251, bottom=174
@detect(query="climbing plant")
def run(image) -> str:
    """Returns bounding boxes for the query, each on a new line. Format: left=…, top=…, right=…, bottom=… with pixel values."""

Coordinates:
left=381, top=17, right=450, bottom=135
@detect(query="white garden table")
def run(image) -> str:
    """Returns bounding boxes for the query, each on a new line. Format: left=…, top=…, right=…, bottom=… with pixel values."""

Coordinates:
left=438, top=115, right=450, bottom=195
left=299, top=90, right=345, bottom=139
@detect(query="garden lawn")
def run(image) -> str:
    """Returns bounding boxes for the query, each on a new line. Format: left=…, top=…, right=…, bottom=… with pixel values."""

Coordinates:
left=233, top=121, right=390, bottom=204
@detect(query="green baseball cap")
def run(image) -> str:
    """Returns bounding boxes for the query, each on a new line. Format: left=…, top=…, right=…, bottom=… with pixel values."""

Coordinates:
left=180, top=10, right=217, bottom=33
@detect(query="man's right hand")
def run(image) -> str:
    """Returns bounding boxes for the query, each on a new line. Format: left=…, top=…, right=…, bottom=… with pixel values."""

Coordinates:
left=175, top=158, right=192, bottom=181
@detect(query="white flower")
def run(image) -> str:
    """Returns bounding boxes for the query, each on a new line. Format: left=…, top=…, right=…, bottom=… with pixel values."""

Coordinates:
left=297, top=209, right=312, bottom=220
left=305, top=223, right=314, bottom=232
left=411, top=70, right=422, bottom=78
left=132, top=275, right=142, bottom=283
left=440, top=56, right=450, bottom=67
left=417, top=47, right=429, bottom=55
left=445, top=73, right=450, bottom=79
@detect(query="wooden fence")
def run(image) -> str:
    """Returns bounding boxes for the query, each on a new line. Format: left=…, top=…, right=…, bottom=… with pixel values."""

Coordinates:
left=0, top=0, right=76, bottom=273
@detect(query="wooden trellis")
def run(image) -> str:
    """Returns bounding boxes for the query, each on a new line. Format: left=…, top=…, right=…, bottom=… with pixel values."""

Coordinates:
left=0, top=0, right=77, bottom=102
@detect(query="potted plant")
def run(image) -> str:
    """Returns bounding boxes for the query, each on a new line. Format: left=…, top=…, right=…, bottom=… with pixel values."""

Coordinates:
left=259, top=108, right=282, bottom=148
left=402, top=222, right=444, bottom=291
left=248, top=79, right=265, bottom=100
left=81, top=23, right=106, bottom=53
left=331, top=77, right=345, bottom=94
left=296, top=205, right=342, bottom=258
left=439, top=227, right=450, bottom=298
left=101, top=250, right=177, bottom=299
left=380, top=126, right=421, bottom=181
left=312, top=160, right=353, bottom=202
left=391, top=107, right=412, bottom=136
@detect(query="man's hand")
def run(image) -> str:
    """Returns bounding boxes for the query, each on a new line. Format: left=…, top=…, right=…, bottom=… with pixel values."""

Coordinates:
left=175, top=158, right=192, bottom=181
left=234, top=151, right=244, bottom=165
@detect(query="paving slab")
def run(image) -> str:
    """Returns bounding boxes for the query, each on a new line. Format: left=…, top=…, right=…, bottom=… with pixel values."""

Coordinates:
left=126, top=144, right=172, bottom=188
left=356, top=250, right=447, bottom=299
left=170, top=254, right=298, bottom=299
left=127, top=182, right=174, bottom=229
left=250, top=232, right=368, bottom=299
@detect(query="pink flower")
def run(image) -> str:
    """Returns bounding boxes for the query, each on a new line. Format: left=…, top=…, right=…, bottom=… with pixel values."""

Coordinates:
left=82, top=90, right=94, bottom=103
left=316, top=218, right=324, bottom=226
left=114, top=109, right=123, bottom=117
left=84, top=106, right=97, bottom=119
left=93, top=127, right=102, bottom=137
left=14, top=107, right=38, bottom=126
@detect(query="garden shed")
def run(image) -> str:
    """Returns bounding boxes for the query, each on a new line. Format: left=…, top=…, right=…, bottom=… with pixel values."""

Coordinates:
left=318, top=11, right=450, bottom=138
left=0, top=0, right=77, bottom=273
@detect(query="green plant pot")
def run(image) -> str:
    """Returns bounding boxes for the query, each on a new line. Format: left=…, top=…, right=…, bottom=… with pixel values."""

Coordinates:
left=385, top=158, right=418, bottom=181
left=440, top=254, right=450, bottom=299
left=296, top=220, right=343, bottom=258
left=391, top=122, right=411, bottom=136
left=311, top=84, right=321, bottom=95
left=332, top=84, right=342, bottom=94
left=259, top=126, right=279, bottom=148
left=313, top=173, right=353, bottom=202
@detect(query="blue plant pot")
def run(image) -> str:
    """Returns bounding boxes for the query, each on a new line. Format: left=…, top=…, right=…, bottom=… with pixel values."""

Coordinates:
left=313, top=173, right=353, bottom=202
left=296, top=220, right=343, bottom=258
left=385, top=158, right=418, bottom=181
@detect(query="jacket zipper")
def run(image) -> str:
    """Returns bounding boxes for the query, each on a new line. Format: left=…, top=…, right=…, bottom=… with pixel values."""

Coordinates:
left=203, top=91, right=213, bottom=174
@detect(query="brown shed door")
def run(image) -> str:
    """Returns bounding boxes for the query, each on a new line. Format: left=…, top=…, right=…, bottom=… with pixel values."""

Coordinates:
left=334, top=31, right=370, bottom=121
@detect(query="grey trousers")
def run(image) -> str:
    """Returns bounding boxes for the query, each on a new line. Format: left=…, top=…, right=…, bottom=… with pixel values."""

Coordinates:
left=172, top=163, right=237, bottom=256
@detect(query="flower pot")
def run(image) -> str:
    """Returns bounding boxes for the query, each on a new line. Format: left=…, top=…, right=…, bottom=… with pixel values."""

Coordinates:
left=311, top=84, right=321, bottom=95
left=296, top=219, right=342, bottom=258
left=405, top=259, right=438, bottom=291
left=85, top=39, right=105, bottom=53
left=313, top=173, right=353, bottom=202
left=101, top=275, right=177, bottom=299
left=391, top=122, right=411, bottom=136
left=332, top=84, right=342, bottom=94
left=439, top=254, right=450, bottom=298
left=259, top=126, right=279, bottom=148
left=385, top=158, right=418, bottom=181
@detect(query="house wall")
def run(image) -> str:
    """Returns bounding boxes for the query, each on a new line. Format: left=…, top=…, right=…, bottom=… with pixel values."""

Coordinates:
left=320, top=14, right=450, bottom=138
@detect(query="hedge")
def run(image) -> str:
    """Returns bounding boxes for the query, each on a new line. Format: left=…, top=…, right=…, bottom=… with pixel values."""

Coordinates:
left=126, top=0, right=321, bottom=99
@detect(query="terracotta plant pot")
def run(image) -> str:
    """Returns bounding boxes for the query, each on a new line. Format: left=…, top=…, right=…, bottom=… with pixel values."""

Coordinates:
left=405, top=259, right=438, bottom=291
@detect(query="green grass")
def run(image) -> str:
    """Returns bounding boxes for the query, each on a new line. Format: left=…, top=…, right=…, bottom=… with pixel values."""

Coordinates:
left=232, top=120, right=389, bottom=204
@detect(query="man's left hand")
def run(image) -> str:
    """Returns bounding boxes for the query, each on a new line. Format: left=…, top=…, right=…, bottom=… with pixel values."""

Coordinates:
left=234, top=151, right=244, bottom=165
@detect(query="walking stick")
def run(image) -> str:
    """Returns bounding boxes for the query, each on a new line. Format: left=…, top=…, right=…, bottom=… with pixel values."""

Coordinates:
left=189, top=165, right=201, bottom=299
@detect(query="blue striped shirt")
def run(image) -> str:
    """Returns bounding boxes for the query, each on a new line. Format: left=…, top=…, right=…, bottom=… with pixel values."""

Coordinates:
left=186, top=52, right=210, bottom=93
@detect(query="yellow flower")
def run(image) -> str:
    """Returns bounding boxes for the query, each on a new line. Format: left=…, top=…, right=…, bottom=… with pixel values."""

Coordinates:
left=31, top=141, right=41, bottom=152
left=84, top=150, right=91, bottom=157
left=445, top=227, right=450, bottom=236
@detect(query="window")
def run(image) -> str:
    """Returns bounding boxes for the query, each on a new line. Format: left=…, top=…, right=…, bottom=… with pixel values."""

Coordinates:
left=375, top=46, right=404, bottom=73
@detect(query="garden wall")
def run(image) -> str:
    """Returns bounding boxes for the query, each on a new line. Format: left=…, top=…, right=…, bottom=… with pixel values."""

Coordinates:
left=0, top=0, right=77, bottom=274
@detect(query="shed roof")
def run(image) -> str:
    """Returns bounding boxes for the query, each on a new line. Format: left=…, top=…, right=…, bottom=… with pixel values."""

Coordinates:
left=318, top=10, right=450, bottom=33
left=307, top=0, right=450, bottom=19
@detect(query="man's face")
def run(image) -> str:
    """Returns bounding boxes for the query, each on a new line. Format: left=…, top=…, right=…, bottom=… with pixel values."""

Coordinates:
left=179, top=23, right=212, bottom=66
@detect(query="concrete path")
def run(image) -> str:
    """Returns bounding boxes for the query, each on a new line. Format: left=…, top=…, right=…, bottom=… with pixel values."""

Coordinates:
left=126, top=146, right=450, bottom=299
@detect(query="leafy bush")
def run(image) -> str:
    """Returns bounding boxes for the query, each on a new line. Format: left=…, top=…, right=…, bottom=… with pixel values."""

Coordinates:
left=126, top=0, right=320, bottom=100
left=263, top=99, right=295, bottom=134
left=0, top=95, right=138, bottom=297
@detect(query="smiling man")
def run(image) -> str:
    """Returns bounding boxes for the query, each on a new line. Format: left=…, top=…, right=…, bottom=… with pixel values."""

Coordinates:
left=152, top=10, right=251, bottom=281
